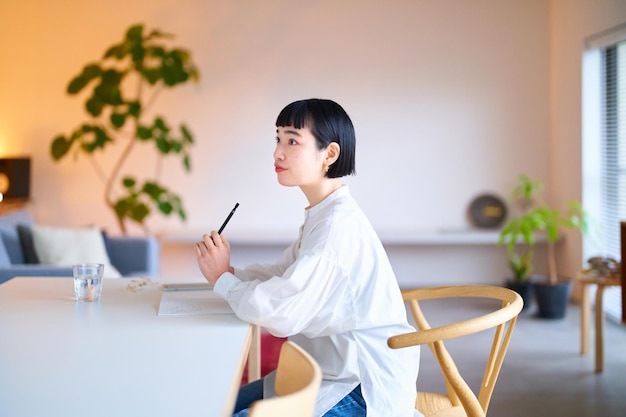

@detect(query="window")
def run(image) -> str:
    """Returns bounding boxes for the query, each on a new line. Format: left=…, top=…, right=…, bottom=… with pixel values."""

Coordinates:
left=582, top=24, right=626, bottom=323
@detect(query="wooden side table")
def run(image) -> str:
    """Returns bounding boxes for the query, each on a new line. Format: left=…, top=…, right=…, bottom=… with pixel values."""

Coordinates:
left=577, top=273, right=621, bottom=372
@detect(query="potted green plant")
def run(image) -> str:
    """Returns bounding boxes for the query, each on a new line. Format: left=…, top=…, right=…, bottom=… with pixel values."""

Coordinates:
left=505, top=250, right=534, bottom=309
left=498, top=174, right=587, bottom=318
left=498, top=175, right=543, bottom=309
left=50, top=23, right=199, bottom=235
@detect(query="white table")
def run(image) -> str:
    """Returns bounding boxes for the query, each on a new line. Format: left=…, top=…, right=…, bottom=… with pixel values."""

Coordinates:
left=0, top=277, right=255, bottom=417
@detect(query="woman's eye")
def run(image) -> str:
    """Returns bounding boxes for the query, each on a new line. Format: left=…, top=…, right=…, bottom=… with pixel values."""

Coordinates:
left=275, top=137, right=297, bottom=145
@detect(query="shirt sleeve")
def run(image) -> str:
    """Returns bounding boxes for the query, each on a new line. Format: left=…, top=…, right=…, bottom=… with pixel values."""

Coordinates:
left=231, top=241, right=298, bottom=282
left=214, top=249, right=356, bottom=338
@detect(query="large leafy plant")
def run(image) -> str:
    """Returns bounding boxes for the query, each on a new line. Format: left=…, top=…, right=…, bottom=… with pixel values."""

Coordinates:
left=498, top=174, right=587, bottom=285
left=50, top=24, right=199, bottom=234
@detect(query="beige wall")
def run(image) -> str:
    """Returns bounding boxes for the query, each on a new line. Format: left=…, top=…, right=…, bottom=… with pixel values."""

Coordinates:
left=0, top=0, right=551, bottom=233
left=0, top=0, right=623, bottom=284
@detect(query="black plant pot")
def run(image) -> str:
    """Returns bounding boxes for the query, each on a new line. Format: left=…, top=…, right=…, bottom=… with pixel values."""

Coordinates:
left=505, top=280, right=533, bottom=311
left=533, top=280, right=573, bottom=319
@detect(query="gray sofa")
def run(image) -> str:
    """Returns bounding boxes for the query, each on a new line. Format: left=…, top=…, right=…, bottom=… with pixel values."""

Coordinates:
left=0, top=209, right=160, bottom=285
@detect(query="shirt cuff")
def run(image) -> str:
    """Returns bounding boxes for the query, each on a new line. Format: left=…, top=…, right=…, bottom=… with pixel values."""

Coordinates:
left=233, top=266, right=250, bottom=281
left=213, top=272, right=241, bottom=298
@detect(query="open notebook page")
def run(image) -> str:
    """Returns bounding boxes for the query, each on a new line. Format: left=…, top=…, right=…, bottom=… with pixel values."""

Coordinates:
left=158, top=288, right=234, bottom=315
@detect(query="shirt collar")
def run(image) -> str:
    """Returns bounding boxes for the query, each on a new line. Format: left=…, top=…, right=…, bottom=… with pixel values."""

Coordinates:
left=306, top=185, right=349, bottom=217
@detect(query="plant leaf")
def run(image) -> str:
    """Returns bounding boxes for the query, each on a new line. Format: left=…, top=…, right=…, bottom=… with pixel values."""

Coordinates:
left=67, top=64, right=102, bottom=94
left=51, top=135, right=72, bottom=160
left=122, top=177, right=136, bottom=188
left=155, top=136, right=170, bottom=153
left=126, top=24, right=144, bottom=41
left=86, top=96, right=105, bottom=117
left=114, top=199, right=130, bottom=218
left=171, top=140, right=182, bottom=153
left=137, top=125, right=152, bottom=140
left=80, top=126, right=112, bottom=153
left=94, top=69, right=124, bottom=105
left=104, top=44, right=127, bottom=59
left=142, top=181, right=164, bottom=199
left=131, top=203, right=150, bottom=222
left=141, top=67, right=161, bottom=85
left=181, top=124, right=193, bottom=144
left=128, top=101, right=141, bottom=118
left=154, top=117, right=168, bottom=131
left=158, top=201, right=173, bottom=214
left=110, top=112, right=126, bottom=128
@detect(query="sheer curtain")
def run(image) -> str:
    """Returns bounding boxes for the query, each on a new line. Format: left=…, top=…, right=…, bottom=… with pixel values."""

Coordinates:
left=582, top=24, right=626, bottom=323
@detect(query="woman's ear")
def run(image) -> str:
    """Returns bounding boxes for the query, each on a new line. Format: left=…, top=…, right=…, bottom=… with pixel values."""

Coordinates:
left=325, top=142, right=340, bottom=166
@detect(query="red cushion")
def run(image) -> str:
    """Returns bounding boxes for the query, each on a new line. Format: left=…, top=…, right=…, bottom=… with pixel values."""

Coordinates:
left=240, top=332, right=286, bottom=385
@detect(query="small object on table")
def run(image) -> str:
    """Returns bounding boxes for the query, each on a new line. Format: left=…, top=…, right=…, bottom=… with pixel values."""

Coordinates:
left=162, top=282, right=213, bottom=291
left=72, top=263, right=104, bottom=302
left=582, top=256, right=620, bottom=280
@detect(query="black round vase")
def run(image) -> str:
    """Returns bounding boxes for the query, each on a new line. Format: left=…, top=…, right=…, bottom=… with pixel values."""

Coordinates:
left=533, top=280, right=573, bottom=319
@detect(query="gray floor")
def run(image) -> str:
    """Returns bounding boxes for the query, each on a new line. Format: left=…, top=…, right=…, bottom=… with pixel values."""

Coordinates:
left=410, top=297, right=626, bottom=417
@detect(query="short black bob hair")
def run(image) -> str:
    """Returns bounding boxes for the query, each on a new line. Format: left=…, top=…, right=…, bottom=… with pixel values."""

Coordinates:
left=276, top=98, right=356, bottom=178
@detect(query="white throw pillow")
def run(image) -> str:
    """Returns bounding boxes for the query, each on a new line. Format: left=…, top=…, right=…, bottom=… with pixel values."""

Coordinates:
left=31, top=225, right=122, bottom=278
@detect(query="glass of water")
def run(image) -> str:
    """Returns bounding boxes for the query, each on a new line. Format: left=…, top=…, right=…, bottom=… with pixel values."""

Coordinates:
left=73, top=263, right=105, bottom=302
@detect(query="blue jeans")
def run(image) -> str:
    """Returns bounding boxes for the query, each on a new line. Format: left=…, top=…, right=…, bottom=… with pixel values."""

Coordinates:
left=233, top=379, right=366, bottom=416
left=233, top=378, right=264, bottom=416
left=322, top=385, right=366, bottom=417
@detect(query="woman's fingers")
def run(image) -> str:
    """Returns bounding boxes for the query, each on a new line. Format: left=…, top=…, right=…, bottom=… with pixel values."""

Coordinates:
left=195, top=231, right=231, bottom=286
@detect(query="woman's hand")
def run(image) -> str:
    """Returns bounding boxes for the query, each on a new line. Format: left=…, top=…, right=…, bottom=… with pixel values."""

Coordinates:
left=195, top=231, right=233, bottom=286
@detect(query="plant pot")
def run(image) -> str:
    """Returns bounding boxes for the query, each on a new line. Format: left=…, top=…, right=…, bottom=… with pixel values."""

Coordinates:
left=505, top=279, right=533, bottom=311
left=532, top=280, right=573, bottom=319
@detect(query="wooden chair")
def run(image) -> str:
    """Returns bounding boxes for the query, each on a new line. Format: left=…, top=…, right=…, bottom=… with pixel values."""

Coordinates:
left=388, top=285, right=523, bottom=417
left=248, top=340, right=322, bottom=417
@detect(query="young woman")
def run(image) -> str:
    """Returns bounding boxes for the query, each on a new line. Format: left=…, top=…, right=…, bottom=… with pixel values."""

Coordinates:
left=196, top=99, right=420, bottom=416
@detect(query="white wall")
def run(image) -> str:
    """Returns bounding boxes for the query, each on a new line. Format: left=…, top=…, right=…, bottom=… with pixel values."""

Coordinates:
left=0, top=0, right=551, bottom=233
left=1, top=0, right=620, bottom=286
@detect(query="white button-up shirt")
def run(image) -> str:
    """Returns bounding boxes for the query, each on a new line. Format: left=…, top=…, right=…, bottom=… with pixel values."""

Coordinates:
left=214, top=186, right=420, bottom=416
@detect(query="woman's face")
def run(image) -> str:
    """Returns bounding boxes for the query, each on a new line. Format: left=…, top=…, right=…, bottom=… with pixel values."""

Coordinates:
left=274, top=125, right=325, bottom=187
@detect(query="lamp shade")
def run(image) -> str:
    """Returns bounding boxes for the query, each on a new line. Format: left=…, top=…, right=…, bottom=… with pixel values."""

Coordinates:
left=0, top=158, right=31, bottom=199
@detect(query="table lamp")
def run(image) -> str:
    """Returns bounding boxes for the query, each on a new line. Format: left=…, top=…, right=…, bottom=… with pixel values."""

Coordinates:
left=0, top=157, right=31, bottom=203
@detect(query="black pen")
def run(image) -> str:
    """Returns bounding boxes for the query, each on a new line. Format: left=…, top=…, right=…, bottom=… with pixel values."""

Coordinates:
left=218, top=202, right=239, bottom=234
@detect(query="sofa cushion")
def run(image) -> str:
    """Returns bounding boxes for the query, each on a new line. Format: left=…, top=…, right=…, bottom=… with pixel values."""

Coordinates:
left=0, top=209, right=34, bottom=264
left=0, top=236, right=11, bottom=267
left=31, top=225, right=122, bottom=278
left=16, top=224, right=39, bottom=264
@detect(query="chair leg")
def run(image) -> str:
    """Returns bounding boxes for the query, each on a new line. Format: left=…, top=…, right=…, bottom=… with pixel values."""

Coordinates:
left=580, top=283, right=590, bottom=355
left=248, top=325, right=261, bottom=381
left=594, top=285, right=606, bottom=373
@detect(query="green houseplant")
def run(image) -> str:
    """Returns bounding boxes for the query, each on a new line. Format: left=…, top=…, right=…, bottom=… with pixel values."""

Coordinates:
left=497, top=175, right=542, bottom=309
left=50, top=23, right=199, bottom=235
left=508, top=251, right=534, bottom=284
left=498, top=174, right=587, bottom=318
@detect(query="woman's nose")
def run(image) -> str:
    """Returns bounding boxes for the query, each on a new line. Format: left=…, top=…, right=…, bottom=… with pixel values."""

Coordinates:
left=273, top=146, right=284, bottom=160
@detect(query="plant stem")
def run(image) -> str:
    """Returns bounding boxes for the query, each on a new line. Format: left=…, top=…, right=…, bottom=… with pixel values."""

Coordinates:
left=87, top=155, right=107, bottom=184
left=547, top=241, right=558, bottom=285
left=143, top=84, right=164, bottom=180
left=105, top=123, right=136, bottom=235
left=144, top=85, right=163, bottom=113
